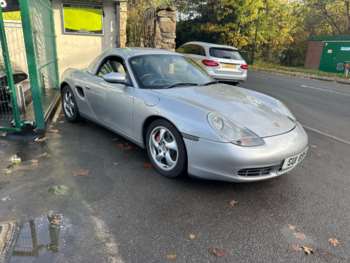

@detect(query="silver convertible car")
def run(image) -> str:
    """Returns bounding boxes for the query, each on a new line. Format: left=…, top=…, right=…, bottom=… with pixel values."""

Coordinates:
left=60, top=48, right=308, bottom=182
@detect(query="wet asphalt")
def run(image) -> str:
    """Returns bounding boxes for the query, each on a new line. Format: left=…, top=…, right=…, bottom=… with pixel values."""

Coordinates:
left=1, top=71, right=350, bottom=263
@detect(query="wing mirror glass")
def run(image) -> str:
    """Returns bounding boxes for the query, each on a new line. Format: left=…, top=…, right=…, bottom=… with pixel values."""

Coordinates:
left=102, top=72, right=127, bottom=84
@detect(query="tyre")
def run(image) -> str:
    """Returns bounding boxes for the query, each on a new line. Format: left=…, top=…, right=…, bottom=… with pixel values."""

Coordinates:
left=61, top=85, right=80, bottom=122
left=146, top=119, right=187, bottom=178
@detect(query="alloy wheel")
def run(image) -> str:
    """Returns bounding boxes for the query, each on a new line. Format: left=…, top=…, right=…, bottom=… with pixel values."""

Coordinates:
left=149, top=126, right=179, bottom=171
left=63, top=89, right=75, bottom=118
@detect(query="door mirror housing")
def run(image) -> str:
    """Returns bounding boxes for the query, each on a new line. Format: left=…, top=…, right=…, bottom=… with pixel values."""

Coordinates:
left=102, top=72, right=127, bottom=84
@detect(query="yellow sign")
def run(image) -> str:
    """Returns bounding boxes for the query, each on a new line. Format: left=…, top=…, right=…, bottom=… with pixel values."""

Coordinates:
left=3, top=11, right=21, bottom=21
left=63, top=5, right=103, bottom=34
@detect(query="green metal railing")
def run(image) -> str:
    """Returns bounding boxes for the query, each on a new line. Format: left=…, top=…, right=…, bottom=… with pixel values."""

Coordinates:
left=20, top=0, right=59, bottom=131
left=0, top=7, right=22, bottom=132
left=0, top=0, right=59, bottom=132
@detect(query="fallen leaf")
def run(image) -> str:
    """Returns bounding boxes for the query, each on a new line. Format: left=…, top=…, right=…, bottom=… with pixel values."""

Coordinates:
left=48, top=129, right=60, bottom=134
left=30, top=159, right=39, bottom=167
left=288, top=224, right=296, bottom=231
left=34, top=136, right=46, bottom=143
left=73, top=169, right=89, bottom=177
left=208, top=247, right=226, bottom=257
left=301, top=246, right=314, bottom=255
left=48, top=185, right=70, bottom=196
left=291, top=244, right=302, bottom=252
left=3, top=169, right=12, bottom=175
left=116, top=143, right=124, bottom=149
left=1, top=196, right=11, bottom=202
left=143, top=162, right=153, bottom=169
left=328, top=238, right=340, bottom=247
left=124, top=144, right=134, bottom=151
left=294, top=232, right=306, bottom=240
left=37, top=152, right=49, bottom=158
left=229, top=200, right=239, bottom=207
left=166, top=253, right=177, bottom=261
left=189, top=233, right=196, bottom=240
left=10, top=154, right=21, bottom=165
left=49, top=214, right=62, bottom=226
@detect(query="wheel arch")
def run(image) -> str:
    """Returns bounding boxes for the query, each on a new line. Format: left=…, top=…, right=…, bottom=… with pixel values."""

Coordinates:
left=60, top=81, right=70, bottom=92
left=142, top=115, right=183, bottom=147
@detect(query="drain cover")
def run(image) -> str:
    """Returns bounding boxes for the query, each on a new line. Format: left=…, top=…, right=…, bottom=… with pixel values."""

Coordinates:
left=0, top=221, right=17, bottom=263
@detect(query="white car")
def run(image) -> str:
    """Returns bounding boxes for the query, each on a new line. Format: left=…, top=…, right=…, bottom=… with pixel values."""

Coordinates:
left=177, top=41, right=248, bottom=83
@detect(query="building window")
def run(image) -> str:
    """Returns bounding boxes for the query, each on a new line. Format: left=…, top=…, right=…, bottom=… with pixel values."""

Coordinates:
left=62, top=4, right=103, bottom=35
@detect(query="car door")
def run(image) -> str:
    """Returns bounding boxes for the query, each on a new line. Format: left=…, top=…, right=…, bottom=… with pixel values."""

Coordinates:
left=95, top=56, right=134, bottom=136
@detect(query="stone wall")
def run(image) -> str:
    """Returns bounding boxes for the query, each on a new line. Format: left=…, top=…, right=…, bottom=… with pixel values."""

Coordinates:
left=142, top=6, right=176, bottom=51
left=118, top=1, right=128, bottom=48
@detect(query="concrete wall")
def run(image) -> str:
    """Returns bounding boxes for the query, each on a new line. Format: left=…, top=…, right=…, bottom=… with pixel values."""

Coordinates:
left=305, top=41, right=324, bottom=69
left=117, top=1, right=127, bottom=48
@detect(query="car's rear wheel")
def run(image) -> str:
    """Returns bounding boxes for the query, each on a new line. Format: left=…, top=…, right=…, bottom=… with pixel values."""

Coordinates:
left=146, top=119, right=187, bottom=178
left=62, top=85, right=80, bottom=122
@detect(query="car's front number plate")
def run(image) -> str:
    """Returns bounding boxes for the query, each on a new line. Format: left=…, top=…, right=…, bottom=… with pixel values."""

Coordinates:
left=282, top=148, right=308, bottom=170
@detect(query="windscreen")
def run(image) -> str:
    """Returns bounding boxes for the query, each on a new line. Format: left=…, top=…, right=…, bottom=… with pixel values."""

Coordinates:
left=129, top=54, right=213, bottom=89
left=209, top=48, right=243, bottom=60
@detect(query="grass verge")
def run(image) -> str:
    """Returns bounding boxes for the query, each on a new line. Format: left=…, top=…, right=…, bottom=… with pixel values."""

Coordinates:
left=251, top=61, right=347, bottom=80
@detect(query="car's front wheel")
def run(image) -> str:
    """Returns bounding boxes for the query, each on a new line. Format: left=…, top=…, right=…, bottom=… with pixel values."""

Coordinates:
left=146, top=119, right=187, bottom=178
left=62, top=85, right=80, bottom=122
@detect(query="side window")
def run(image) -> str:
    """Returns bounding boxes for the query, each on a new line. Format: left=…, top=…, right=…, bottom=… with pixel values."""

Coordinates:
left=194, top=45, right=206, bottom=56
left=181, top=44, right=205, bottom=56
left=97, top=56, right=127, bottom=77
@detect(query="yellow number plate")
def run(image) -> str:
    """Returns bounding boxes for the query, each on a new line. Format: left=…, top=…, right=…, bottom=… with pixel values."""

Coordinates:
left=221, top=63, right=237, bottom=70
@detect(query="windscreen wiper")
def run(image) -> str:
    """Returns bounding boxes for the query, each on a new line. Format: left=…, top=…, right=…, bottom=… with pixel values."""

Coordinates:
left=165, top=82, right=199, bottom=89
left=203, top=80, right=219, bottom=86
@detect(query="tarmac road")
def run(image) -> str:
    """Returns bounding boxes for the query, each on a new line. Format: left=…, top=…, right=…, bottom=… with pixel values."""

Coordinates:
left=1, top=70, right=350, bottom=263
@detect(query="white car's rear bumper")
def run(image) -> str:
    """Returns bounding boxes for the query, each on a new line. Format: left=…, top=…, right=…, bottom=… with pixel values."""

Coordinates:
left=208, top=70, right=248, bottom=82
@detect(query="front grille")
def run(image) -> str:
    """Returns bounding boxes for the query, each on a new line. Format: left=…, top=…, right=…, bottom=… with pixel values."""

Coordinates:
left=238, top=165, right=279, bottom=177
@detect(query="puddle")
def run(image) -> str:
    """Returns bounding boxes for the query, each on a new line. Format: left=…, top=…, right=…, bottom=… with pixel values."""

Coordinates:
left=4, top=213, right=72, bottom=263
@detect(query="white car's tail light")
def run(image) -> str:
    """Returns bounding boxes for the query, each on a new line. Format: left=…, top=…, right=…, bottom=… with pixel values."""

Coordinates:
left=240, top=64, right=249, bottom=70
left=202, top=59, right=219, bottom=67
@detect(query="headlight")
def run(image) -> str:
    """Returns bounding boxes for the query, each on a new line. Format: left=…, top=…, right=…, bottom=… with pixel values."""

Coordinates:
left=207, top=112, right=265, bottom=147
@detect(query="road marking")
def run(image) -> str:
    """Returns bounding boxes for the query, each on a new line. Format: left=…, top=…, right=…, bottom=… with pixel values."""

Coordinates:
left=302, top=124, right=350, bottom=146
left=82, top=200, right=125, bottom=263
left=300, top=84, right=350, bottom=97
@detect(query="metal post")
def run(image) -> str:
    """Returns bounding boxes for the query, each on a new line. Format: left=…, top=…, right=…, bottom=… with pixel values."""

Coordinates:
left=19, top=0, right=45, bottom=130
left=0, top=7, right=22, bottom=130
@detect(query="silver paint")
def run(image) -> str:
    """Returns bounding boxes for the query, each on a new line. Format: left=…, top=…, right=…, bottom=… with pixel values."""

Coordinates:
left=61, top=48, right=308, bottom=182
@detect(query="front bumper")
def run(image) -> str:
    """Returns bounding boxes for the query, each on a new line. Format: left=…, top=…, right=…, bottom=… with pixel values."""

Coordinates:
left=184, top=122, right=308, bottom=182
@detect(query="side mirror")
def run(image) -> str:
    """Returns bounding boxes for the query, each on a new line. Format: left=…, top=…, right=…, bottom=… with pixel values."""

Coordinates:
left=102, top=72, right=127, bottom=84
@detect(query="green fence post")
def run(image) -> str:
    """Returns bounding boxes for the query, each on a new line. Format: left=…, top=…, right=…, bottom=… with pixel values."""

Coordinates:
left=19, top=0, right=45, bottom=130
left=0, top=8, right=22, bottom=130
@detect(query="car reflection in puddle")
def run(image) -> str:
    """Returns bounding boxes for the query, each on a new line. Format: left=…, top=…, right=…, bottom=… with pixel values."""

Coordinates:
left=9, top=212, right=70, bottom=263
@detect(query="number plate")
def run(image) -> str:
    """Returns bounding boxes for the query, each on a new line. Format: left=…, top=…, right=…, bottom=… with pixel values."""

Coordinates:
left=282, top=148, right=308, bottom=170
left=221, top=63, right=237, bottom=70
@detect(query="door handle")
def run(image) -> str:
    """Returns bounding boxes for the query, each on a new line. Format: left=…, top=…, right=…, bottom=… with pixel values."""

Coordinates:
left=85, top=86, right=91, bottom=90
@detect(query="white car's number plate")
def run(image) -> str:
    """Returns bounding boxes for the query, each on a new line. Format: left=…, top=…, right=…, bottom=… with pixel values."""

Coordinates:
left=282, top=148, right=308, bottom=170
